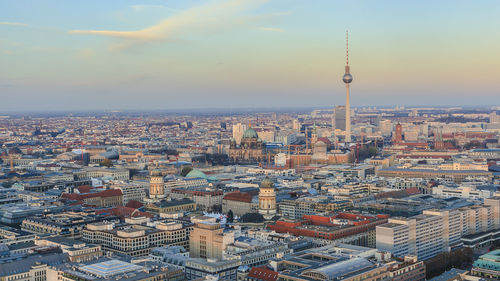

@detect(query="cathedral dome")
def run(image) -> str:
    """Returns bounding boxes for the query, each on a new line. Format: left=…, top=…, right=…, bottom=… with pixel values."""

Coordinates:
left=185, top=169, right=208, bottom=180
left=151, top=168, right=162, bottom=177
left=242, top=128, right=259, bottom=139
left=260, top=177, right=274, bottom=188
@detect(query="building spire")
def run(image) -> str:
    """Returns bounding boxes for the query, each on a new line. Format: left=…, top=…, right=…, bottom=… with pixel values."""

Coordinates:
left=346, top=30, right=349, bottom=66
left=342, top=30, right=353, bottom=143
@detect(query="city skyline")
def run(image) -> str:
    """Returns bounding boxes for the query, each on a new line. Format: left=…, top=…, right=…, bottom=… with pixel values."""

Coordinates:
left=2, top=0, right=500, bottom=111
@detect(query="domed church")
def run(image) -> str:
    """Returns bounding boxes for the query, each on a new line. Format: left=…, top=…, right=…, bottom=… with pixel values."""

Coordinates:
left=258, top=177, right=277, bottom=220
left=229, top=127, right=267, bottom=163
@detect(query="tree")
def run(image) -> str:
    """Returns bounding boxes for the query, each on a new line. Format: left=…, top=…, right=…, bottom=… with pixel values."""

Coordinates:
left=227, top=210, right=234, bottom=223
left=424, top=248, right=474, bottom=279
left=358, top=146, right=378, bottom=161
left=240, top=213, right=264, bottom=223
left=181, top=166, right=193, bottom=177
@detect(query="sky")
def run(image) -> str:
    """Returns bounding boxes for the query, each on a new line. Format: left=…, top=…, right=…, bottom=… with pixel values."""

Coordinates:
left=1, top=0, right=500, bottom=112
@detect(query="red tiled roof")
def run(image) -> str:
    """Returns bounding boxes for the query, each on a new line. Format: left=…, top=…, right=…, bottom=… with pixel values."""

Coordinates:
left=405, top=187, right=421, bottom=195
left=247, top=267, right=278, bottom=281
left=77, top=185, right=93, bottom=193
left=223, top=191, right=253, bottom=203
left=125, top=200, right=144, bottom=209
left=62, top=189, right=122, bottom=201
left=96, top=206, right=153, bottom=218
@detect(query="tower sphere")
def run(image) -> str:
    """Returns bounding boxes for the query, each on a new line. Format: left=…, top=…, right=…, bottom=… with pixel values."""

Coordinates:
left=343, top=73, right=353, bottom=84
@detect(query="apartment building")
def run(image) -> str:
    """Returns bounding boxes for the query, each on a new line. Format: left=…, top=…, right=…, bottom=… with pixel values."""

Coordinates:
left=377, top=198, right=500, bottom=260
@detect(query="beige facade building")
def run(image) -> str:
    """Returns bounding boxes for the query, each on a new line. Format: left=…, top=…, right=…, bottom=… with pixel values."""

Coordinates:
left=113, top=184, right=146, bottom=204
left=232, top=123, right=248, bottom=146
left=222, top=191, right=255, bottom=216
left=189, top=222, right=234, bottom=260
left=82, top=221, right=191, bottom=257
left=35, top=237, right=102, bottom=262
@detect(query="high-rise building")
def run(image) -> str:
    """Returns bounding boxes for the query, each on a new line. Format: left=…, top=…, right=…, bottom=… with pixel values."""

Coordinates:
left=342, top=30, right=353, bottom=142
left=189, top=221, right=234, bottom=260
left=490, top=111, right=500, bottom=123
left=379, top=120, right=392, bottom=136
left=333, top=105, right=346, bottom=131
left=377, top=200, right=500, bottom=261
left=232, top=123, right=248, bottom=145
left=258, top=177, right=277, bottom=220
left=292, top=119, right=301, bottom=131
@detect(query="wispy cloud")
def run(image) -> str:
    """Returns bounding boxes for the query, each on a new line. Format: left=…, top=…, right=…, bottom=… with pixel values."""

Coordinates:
left=0, top=22, right=28, bottom=27
left=257, top=26, right=284, bottom=32
left=69, top=0, right=281, bottom=48
left=129, top=4, right=179, bottom=13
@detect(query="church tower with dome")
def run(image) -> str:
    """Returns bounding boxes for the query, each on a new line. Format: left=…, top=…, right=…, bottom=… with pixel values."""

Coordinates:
left=258, top=177, right=277, bottom=220
left=149, top=168, right=165, bottom=199
left=228, top=126, right=268, bottom=163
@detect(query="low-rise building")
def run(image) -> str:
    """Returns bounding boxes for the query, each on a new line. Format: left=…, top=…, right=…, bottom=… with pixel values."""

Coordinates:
left=222, top=191, right=255, bottom=217
left=21, top=211, right=119, bottom=238
left=471, top=249, right=500, bottom=280
left=0, top=253, right=68, bottom=281
left=146, top=198, right=197, bottom=213
left=35, top=236, right=102, bottom=262
left=170, top=189, right=223, bottom=211
left=113, top=184, right=146, bottom=204
left=48, top=258, right=185, bottom=281
left=82, top=221, right=191, bottom=256
left=185, top=258, right=240, bottom=281
left=61, top=188, right=123, bottom=207
left=268, top=213, right=389, bottom=248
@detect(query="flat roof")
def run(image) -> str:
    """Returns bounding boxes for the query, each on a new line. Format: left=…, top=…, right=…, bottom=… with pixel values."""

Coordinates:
left=80, top=259, right=143, bottom=278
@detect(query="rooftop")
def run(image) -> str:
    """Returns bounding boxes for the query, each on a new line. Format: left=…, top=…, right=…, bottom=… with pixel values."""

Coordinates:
left=80, top=259, right=143, bottom=278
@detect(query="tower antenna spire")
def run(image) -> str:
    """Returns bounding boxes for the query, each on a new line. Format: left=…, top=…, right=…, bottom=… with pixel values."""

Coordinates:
left=342, top=30, right=353, bottom=143
left=346, top=30, right=349, bottom=65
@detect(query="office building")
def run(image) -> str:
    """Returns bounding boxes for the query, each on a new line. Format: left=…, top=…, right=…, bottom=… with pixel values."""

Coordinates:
left=232, top=123, right=248, bottom=146
left=185, top=258, right=240, bottom=281
left=333, top=106, right=346, bottom=131
left=189, top=221, right=234, bottom=260
left=82, top=221, right=191, bottom=256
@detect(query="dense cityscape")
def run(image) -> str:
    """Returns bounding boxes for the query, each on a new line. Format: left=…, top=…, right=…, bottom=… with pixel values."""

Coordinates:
left=0, top=104, right=499, bottom=281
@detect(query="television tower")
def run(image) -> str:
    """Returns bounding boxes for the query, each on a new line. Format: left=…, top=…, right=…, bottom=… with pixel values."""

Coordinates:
left=343, top=30, right=353, bottom=142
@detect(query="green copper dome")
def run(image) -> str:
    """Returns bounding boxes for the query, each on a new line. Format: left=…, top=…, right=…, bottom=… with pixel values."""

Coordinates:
left=151, top=168, right=162, bottom=177
left=185, top=169, right=208, bottom=179
left=260, top=177, right=274, bottom=188
left=242, top=128, right=259, bottom=139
